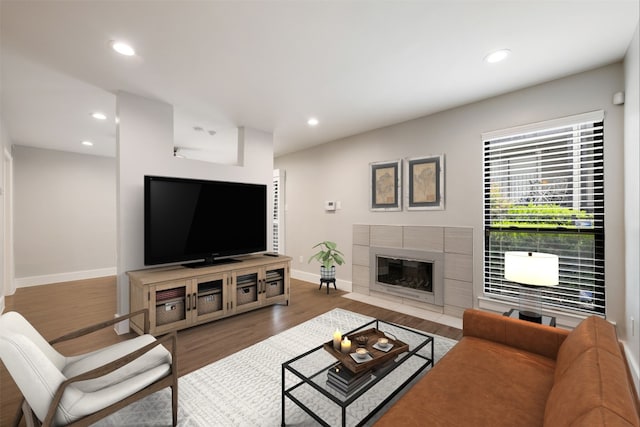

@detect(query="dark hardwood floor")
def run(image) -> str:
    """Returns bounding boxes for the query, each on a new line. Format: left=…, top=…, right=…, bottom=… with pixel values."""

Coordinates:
left=1, top=276, right=461, bottom=426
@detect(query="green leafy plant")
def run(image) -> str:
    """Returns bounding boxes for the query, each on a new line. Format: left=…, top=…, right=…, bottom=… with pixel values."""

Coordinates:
left=308, top=241, right=345, bottom=269
left=492, top=203, right=593, bottom=229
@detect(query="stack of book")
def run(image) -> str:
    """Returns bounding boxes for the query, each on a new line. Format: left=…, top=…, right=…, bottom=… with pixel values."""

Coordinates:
left=326, top=364, right=372, bottom=396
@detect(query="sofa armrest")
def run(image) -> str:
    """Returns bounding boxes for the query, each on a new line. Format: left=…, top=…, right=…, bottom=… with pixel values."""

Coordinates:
left=463, top=309, right=570, bottom=360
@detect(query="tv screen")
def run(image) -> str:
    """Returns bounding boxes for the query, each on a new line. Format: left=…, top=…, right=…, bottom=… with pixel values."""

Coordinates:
left=144, top=175, right=267, bottom=267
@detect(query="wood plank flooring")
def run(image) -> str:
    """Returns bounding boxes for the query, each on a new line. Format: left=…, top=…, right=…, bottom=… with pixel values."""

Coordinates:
left=1, top=276, right=462, bottom=426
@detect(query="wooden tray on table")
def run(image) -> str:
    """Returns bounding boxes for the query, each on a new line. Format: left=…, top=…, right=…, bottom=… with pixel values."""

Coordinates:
left=323, top=327, right=409, bottom=374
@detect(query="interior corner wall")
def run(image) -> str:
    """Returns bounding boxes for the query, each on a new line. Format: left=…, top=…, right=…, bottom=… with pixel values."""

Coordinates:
left=115, top=92, right=274, bottom=319
left=275, top=62, right=626, bottom=325
left=0, top=114, right=10, bottom=313
left=12, top=146, right=116, bottom=283
left=623, top=22, right=640, bottom=390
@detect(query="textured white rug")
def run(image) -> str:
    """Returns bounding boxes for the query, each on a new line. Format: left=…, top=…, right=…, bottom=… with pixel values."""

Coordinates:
left=95, top=308, right=457, bottom=427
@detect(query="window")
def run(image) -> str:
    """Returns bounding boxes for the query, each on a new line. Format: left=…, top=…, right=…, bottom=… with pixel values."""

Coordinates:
left=483, top=111, right=604, bottom=315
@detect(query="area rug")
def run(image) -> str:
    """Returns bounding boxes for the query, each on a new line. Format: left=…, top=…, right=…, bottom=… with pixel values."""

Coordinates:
left=95, top=308, right=457, bottom=426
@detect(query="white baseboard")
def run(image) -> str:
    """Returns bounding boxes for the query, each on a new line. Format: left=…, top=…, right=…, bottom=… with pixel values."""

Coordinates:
left=623, top=342, right=640, bottom=396
left=291, top=269, right=353, bottom=293
left=114, top=314, right=130, bottom=336
left=14, top=267, right=117, bottom=288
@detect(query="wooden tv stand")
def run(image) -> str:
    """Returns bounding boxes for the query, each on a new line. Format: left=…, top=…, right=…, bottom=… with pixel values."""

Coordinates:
left=128, top=254, right=291, bottom=336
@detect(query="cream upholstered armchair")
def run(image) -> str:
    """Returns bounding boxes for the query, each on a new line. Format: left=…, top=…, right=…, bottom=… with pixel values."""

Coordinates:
left=0, top=309, right=177, bottom=427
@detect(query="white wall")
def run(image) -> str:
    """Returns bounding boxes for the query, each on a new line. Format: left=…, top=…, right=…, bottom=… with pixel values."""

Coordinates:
left=623, top=23, right=640, bottom=390
left=13, top=146, right=116, bottom=285
left=115, top=92, right=274, bottom=321
left=276, top=63, right=626, bottom=325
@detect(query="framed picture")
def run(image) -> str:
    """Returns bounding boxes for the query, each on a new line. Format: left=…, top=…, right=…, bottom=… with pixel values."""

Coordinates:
left=405, top=154, right=444, bottom=210
left=370, top=159, right=401, bottom=211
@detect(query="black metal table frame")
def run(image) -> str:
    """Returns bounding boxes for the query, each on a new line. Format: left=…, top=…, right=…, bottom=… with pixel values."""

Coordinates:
left=281, top=319, right=434, bottom=427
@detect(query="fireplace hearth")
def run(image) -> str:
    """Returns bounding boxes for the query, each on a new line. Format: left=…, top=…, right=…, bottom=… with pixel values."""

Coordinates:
left=370, top=247, right=444, bottom=306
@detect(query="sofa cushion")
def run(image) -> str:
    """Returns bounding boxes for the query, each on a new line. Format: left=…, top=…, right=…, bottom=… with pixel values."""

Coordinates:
left=545, top=347, right=640, bottom=426
left=375, top=336, right=556, bottom=427
left=544, top=315, right=640, bottom=426
left=554, top=315, right=620, bottom=380
left=463, top=307, right=568, bottom=360
left=571, top=407, right=638, bottom=426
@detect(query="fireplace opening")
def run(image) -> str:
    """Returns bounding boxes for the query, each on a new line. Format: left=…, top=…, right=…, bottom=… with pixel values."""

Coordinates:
left=369, top=246, right=444, bottom=306
left=377, top=256, right=433, bottom=293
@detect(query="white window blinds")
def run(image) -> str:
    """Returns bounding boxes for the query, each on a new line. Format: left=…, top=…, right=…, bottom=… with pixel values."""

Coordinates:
left=272, top=169, right=284, bottom=254
left=483, top=111, right=605, bottom=315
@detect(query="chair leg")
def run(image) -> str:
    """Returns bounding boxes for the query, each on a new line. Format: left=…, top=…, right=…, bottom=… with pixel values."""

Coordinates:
left=15, top=399, right=40, bottom=427
left=12, top=399, right=24, bottom=427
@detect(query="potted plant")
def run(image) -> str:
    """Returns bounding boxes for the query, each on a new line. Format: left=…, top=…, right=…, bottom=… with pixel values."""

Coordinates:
left=308, top=240, right=345, bottom=280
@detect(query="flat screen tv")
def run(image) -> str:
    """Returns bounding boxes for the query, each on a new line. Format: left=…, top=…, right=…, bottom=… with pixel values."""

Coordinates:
left=144, top=175, right=267, bottom=267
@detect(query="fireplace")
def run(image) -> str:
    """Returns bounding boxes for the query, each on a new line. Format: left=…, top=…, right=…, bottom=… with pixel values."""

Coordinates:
left=377, top=256, right=433, bottom=292
left=369, top=247, right=444, bottom=306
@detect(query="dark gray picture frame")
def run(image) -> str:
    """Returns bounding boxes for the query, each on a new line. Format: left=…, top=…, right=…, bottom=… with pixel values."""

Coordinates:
left=370, top=159, right=402, bottom=211
left=405, top=154, right=444, bottom=210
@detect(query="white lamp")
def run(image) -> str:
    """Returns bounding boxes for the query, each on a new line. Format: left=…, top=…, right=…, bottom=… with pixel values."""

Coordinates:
left=504, top=251, right=559, bottom=323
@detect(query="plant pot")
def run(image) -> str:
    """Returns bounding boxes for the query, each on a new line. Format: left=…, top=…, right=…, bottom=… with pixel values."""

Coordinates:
left=320, top=266, right=336, bottom=280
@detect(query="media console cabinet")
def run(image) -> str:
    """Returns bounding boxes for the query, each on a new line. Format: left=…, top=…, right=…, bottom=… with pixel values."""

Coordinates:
left=128, top=254, right=291, bottom=336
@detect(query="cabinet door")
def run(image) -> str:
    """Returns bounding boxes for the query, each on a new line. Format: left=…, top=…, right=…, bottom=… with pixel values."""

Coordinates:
left=233, top=267, right=261, bottom=313
left=193, top=273, right=228, bottom=323
left=150, top=280, right=190, bottom=335
left=262, top=262, right=289, bottom=305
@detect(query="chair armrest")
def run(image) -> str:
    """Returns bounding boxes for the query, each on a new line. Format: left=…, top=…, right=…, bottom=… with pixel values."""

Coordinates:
left=43, top=331, right=177, bottom=425
left=49, top=309, right=149, bottom=345
left=462, top=308, right=569, bottom=360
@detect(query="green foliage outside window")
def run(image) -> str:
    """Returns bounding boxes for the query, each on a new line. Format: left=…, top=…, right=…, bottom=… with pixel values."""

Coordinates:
left=492, top=203, right=593, bottom=228
left=489, top=186, right=593, bottom=229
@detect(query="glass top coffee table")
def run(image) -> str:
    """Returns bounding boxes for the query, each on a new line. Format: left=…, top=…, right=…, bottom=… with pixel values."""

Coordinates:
left=281, top=318, right=433, bottom=427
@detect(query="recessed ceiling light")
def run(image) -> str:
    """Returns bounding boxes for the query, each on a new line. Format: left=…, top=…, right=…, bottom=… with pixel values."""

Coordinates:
left=484, top=49, right=511, bottom=64
left=110, top=41, right=135, bottom=56
left=307, top=117, right=319, bottom=126
left=81, top=140, right=94, bottom=147
left=91, top=112, right=107, bottom=120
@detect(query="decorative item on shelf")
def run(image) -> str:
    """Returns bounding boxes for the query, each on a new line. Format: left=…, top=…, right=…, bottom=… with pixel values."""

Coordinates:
left=354, top=348, right=368, bottom=359
left=355, top=335, right=368, bottom=347
left=504, top=251, right=559, bottom=323
left=333, top=329, right=342, bottom=351
left=340, top=336, right=351, bottom=354
left=322, top=327, right=409, bottom=374
left=326, top=364, right=372, bottom=396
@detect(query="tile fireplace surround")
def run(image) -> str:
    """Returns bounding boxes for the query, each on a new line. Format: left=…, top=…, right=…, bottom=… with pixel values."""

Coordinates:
left=352, top=224, right=473, bottom=318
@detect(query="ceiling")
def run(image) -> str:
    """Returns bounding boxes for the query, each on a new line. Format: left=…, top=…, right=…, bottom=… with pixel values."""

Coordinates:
left=1, top=1, right=638, bottom=160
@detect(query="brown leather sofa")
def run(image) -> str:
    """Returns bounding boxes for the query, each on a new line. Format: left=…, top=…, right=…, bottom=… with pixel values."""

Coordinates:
left=375, top=308, right=640, bottom=426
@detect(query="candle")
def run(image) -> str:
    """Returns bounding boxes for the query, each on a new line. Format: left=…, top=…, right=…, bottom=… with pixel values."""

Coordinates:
left=333, top=329, right=342, bottom=350
left=341, top=336, right=351, bottom=354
